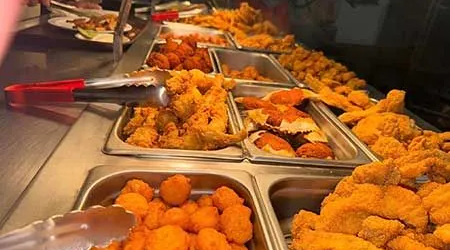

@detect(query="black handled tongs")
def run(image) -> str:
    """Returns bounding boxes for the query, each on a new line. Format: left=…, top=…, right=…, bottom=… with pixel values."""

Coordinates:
left=0, top=206, right=136, bottom=250
left=4, top=71, right=171, bottom=106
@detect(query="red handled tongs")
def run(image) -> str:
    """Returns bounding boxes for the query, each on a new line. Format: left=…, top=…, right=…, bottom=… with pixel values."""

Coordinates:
left=4, top=71, right=171, bottom=106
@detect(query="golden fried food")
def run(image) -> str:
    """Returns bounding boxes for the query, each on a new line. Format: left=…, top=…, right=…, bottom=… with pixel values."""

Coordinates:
left=160, top=207, right=190, bottom=230
left=69, top=14, right=118, bottom=31
left=291, top=210, right=319, bottom=238
left=115, top=193, right=149, bottom=218
left=357, top=216, right=405, bottom=247
left=295, top=142, right=334, bottom=159
left=160, top=174, right=192, bottom=206
left=147, top=52, right=171, bottom=70
left=292, top=229, right=382, bottom=250
left=370, top=136, right=408, bottom=159
left=181, top=200, right=199, bottom=215
left=317, top=86, right=362, bottom=112
left=212, top=186, right=244, bottom=211
left=147, top=225, right=189, bottom=250
left=348, top=90, right=372, bottom=109
left=236, top=34, right=295, bottom=53
left=422, top=182, right=450, bottom=225
left=196, top=228, right=231, bottom=250
left=219, top=205, right=253, bottom=244
left=144, top=198, right=168, bottom=230
left=408, top=131, right=443, bottom=151
left=160, top=33, right=228, bottom=47
left=123, top=226, right=147, bottom=250
left=229, top=244, right=248, bottom=250
left=123, top=70, right=245, bottom=150
left=434, top=224, right=450, bottom=244
left=221, top=64, right=273, bottom=82
left=251, top=131, right=296, bottom=157
left=121, top=179, right=154, bottom=201
left=265, top=88, right=305, bottom=106
left=181, top=3, right=278, bottom=36
left=197, top=195, right=213, bottom=207
left=188, top=233, right=197, bottom=250
left=189, top=206, right=220, bottom=233
left=387, top=235, right=436, bottom=250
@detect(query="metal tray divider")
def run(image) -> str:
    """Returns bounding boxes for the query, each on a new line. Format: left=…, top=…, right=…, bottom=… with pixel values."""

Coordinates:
left=73, top=165, right=278, bottom=250
left=211, top=48, right=295, bottom=87
left=229, top=83, right=375, bottom=168
left=268, top=54, right=307, bottom=88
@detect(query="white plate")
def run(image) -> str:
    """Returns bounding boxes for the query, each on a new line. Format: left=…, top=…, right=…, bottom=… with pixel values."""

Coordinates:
left=48, top=16, right=132, bottom=33
left=75, top=33, right=130, bottom=44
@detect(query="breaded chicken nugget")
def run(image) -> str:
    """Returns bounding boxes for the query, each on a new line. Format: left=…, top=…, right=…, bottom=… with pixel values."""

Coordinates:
left=115, top=193, right=149, bottom=218
left=121, top=179, right=154, bottom=201
left=123, top=226, right=147, bottom=250
left=212, top=187, right=244, bottom=211
left=197, top=228, right=231, bottom=250
left=144, top=198, right=168, bottom=230
left=219, top=205, right=253, bottom=244
left=147, top=225, right=189, bottom=250
left=160, top=174, right=192, bottom=206
left=230, top=244, right=248, bottom=250
left=188, top=233, right=198, bottom=250
left=189, top=206, right=220, bottom=233
left=181, top=200, right=199, bottom=215
left=197, top=195, right=213, bottom=207
left=160, top=207, right=190, bottom=230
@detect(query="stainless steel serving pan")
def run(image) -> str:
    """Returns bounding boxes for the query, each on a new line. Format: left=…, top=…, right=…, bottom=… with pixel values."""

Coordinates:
left=254, top=173, right=343, bottom=250
left=103, top=96, right=243, bottom=160
left=74, top=165, right=276, bottom=250
left=142, top=39, right=218, bottom=73
left=268, top=54, right=307, bottom=88
left=212, top=48, right=295, bottom=87
left=155, top=25, right=235, bottom=48
left=230, top=83, right=377, bottom=167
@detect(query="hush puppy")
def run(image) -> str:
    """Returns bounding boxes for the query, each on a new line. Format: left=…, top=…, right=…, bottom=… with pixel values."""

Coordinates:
left=230, top=244, right=248, bottom=250
left=197, top=195, right=213, bottom=207
left=115, top=193, right=149, bottom=218
left=219, top=205, right=253, bottom=244
left=196, top=228, right=231, bottom=250
left=144, top=198, right=168, bottom=230
left=146, top=225, right=189, bottom=250
left=160, top=174, right=192, bottom=206
left=181, top=200, right=199, bottom=215
left=121, top=179, right=154, bottom=201
left=160, top=207, right=190, bottom=230
left=212, top=186, right=244, bottom=211
left=189, top=206, right=220, bottom=233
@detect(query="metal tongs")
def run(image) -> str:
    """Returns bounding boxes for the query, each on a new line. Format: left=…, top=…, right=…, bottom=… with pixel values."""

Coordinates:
left=0, top=206, right=136, bottom=250
left=4, top=71, right=171, bottom=106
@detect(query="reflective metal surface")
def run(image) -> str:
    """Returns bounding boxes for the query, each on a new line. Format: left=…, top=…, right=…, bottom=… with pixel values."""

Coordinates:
left=155, top=25, right=235, bottom=48
left=74, top=165, right=275, bottom=250
left=212, top=48, right=294, bottom=86
left=255, top=174, right=343, bottom=250
left=230, top=83, right=375, bottom=168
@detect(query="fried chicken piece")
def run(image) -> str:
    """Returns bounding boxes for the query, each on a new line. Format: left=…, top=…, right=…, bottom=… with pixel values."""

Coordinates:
left=291, top=229, right=383, bottom=250
left=357, top=216, right=405, bottom=247
left=234, top=97, right=276, bottom=110
left=123, top=107, right=147, bottom=136
left=147, top=52, right=170, bottom=69
left=264, top=88, right=305, bottom=106
left=219, top=205, right=253, bottom=244
left=339, top=90, right=406, bottom=125
left=197, top=195, right=213, bottom=207
left=160, top=174, right=192, bottom=206
left=434, top=224, right=450, bottom=244
left=422, top=182, right=450, bottom=225
left=115, top=193, right=149, bottom=219
left=196, top=228, right=231, bottom=250
left=387, top=236, right=437, bottom=250
left=146, top=225, right=189, bottom=250
left=126, top=126, right=159, bottom=148
left=370, top=136, right=408, bottom=159
left=416, top=182, right=442, bottom=198
left=351, top=159, right=401, bottom=186
left=144, top=198, right=168, bottom=230
left=166, top=52, right=182, bottom=69
left=348, top=90, right=372, bottom=109
left=291, top=210, right=319, bottom=238
left=123, top=226, right=147, bottom=250
left=295, top=142, right=334, bottom=159
left=189, top=206, right=220, bottom=233
left=251, top=131, right=296, bottom=157
left=188, top=233, right=197, bottom=250
left=160, top=207, right=190, bottom=230
left=402, top=230, right=449, bottom=250
left=121, top=179, right=154, bottom=201
left=408, top=131, right=443, bottom=152
left=212, top=186, right=244, bottom=212
left=352, top=113, right=420, bottom=145
left=334, top=85, right=353, bottom=95
left=181, top=200, right=199, bottom=215
left=318, top=86, right=363, bottom=112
